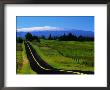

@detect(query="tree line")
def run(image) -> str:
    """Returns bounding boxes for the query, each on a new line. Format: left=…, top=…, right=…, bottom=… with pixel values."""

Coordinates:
left=43, top=33, right=94, bottom=41
left=17, top=32, right=40, bottom=43
left=17, top=32, right=94, bottom=43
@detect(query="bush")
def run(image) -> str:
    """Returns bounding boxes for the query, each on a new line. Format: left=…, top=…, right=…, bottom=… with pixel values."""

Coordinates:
left=17, top=37, right=23, bottom=43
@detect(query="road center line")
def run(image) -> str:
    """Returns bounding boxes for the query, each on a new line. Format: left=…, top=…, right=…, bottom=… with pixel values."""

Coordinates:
left=25, top=41, right=85, bottom=74
left=26, top=42, right=51, bottom=71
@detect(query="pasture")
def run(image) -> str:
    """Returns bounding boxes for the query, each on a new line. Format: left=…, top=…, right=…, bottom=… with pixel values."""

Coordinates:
left=31, top=39, right=94, bottom=72
left=16, top=42, right=36, bottom=74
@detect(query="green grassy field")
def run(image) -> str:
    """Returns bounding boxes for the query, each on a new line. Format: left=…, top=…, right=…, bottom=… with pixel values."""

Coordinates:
left=31, top=39, right=94, bottom=72
left=16, top=42, right=36, bottom=74
left=16, top=43, right=23, bottom=73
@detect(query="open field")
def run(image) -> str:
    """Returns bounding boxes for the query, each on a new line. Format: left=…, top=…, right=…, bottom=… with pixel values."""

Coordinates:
left=16, top=42, right=36, bottom=74
left=31, top=39, right=94, bottom=72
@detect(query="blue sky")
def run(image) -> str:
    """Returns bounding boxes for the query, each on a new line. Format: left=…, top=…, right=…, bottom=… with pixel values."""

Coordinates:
left=16, top=16, right=94, bottom=32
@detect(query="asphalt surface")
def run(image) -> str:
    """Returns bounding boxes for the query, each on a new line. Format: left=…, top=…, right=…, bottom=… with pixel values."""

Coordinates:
left=24, top=41, right=94, bottom=74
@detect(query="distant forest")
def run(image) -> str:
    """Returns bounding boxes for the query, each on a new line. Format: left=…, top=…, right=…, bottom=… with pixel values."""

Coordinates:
left=17, top=32, right=94, bottom=43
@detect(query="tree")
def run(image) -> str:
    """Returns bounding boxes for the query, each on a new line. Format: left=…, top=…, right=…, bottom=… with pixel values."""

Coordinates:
left=72, top=34, right=77, bottom=41
left=32, top=36, right=40, bottom=43
left=16, top=37, right=23, bottom=43
left=41, top=35, right=46, bottom=39
left=78, top=35, right=84, bottom=41
left=68, top=33, right=73, bottom=41
left=59, top=33, right=77, bottom=41
left=25, top=32, right=33, bottom=41
left=48, top=34, right=52, bottom=40
left=53, top=36, right=58, bottom=40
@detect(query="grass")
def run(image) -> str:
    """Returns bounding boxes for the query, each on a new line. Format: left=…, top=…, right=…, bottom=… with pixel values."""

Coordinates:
left=21, top=42, right=36, bottom=74
left=16, top=42, right=36, bottom=74
left=31, top=39, right=94, bottom=72
left=16, top=43, right=23, bottom=73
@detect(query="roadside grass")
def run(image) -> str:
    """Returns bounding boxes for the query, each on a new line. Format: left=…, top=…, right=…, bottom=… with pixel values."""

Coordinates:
left=16, top=42, right=36, bottom=74
left=16, top=43, right=23, bottom=73
left=31, top=39, right=94, bottom=72
left=20, top=42, right=36, bottom=74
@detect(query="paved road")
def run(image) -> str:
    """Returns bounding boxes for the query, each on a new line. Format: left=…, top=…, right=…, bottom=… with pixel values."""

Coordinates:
left=24, top=41, right=94, bottom=74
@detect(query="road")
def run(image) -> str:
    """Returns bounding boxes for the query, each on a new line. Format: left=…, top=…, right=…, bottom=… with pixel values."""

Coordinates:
left=24, top=41, right=94, bottom=74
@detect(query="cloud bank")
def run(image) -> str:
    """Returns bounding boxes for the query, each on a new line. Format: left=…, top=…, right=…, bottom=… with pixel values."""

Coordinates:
left=17, top=26, right=64, bottom=32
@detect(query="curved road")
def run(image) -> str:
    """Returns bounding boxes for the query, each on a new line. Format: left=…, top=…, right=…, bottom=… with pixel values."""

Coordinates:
left=24, top=41, right=94, bottom=74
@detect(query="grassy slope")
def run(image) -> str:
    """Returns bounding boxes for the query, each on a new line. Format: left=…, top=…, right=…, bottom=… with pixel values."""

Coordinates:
left=20, top=42, right=36, bottom=74
left=16, top=42, right=36, bottom=74
left=31, top=40, right=94, bottom=72
left=16, top=43, right=23, bottom=73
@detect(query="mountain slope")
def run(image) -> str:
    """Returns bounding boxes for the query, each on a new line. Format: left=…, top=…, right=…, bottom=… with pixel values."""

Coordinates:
left=17, top=29, right=94, bottom=38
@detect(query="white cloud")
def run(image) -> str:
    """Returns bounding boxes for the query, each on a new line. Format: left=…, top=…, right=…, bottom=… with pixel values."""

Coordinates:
left=17, top=26, right=64, bottom=32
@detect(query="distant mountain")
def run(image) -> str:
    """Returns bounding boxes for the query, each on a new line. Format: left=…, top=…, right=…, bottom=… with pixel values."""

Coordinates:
left=16, top=29, right=94, bottom=38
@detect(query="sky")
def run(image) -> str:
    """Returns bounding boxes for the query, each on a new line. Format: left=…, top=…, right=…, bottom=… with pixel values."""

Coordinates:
left=16, top=16, right=94, bottom=32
